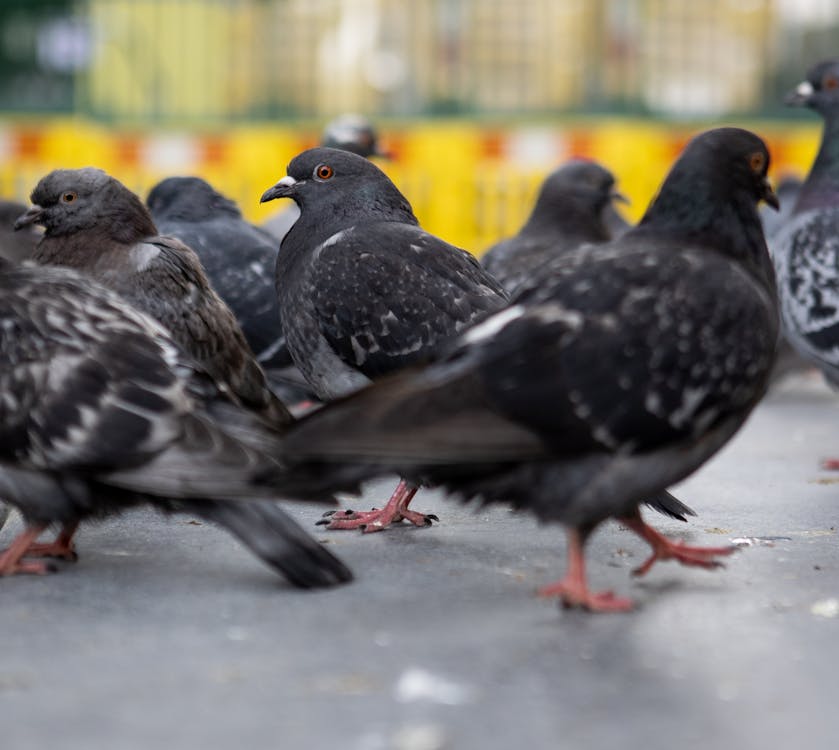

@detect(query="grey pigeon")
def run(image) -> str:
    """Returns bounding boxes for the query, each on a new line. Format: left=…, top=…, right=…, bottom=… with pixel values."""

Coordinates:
left=146, top=176, right=290, bottom=368
left=771, top=59, right=839, bottom=387
left=272, top=128, right=779, bottom=611
left=0, top=261, right=352, bottom=587
left=261, top=115, right=389, bottom=244
left=260, top=148, right=695, bottom=532
left=481, top=159, right=625, bottom=295
left=145, top=177, right=316, bottom=407
left=260, top=146, right=509, bottom=531
left=15, top=168, right=292, bottom=428
left=0, top=200, right=39, bottom=264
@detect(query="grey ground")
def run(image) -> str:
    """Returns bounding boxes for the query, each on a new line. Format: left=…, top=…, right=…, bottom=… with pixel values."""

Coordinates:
left=1, top=374, right=838, bottom=750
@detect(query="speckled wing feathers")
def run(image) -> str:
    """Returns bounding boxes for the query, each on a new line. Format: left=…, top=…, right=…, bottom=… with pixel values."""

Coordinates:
left=772, top=208, right=839, bottom=380
left=307, top=223, right=508, bottom=378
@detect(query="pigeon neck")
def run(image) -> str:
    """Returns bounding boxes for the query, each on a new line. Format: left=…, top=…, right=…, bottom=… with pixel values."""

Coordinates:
left=795, top=111, right=839, bottom=213
left=638, top=189, right=775, bottom=294
left=522, top=194, right=609, bottom=242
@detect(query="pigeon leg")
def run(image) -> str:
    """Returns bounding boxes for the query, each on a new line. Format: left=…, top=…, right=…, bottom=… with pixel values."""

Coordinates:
left=621, top=509, right=736, bottom=577
left=23, top=521, right=79, bottom=561
left=317, top=480, right=438, bottom=533
left=0, top=525, right=57, bottom=576
left=537, top=528, right=633, bottom=612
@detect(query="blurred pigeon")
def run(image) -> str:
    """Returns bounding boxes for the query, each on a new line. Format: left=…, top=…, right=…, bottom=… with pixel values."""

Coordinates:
left=16, top=168, right=292, bottom=428
left=260, top=146, right=509, bottom=531
left=146, top=177, right=316, bottom=406
left=0, top=200, right=39, bottom=264
left=481, top=159, right=625, bottom=294
left=261, top=115, right=389, bottom=243
left=272, top=128, right=779, bottom=611
left=0, top=261, right=352, bottom=587
left=771, top=59, right=839, bottom=388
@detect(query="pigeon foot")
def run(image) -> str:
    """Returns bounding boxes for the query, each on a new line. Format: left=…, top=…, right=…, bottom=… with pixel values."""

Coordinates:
left=0, top=525, right=59, bottom=576
left=22, top=522, right=79, bottom=561
left=537, top=578, right=634, bottom=612
left=621, top=511, right=735, bottom=577
left=538, top=527, right=634, bottom=613
left=316, top=480, right=437, bottom=533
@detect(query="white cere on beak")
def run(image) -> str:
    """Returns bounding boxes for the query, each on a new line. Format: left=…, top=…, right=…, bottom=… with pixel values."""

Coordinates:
left=796, top=81, right=814, bottom=98
left=277, top=176, right=297, bottom=187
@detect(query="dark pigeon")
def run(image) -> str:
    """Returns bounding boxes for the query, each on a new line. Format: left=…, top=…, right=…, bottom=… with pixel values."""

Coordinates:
left=260, top=147, right=694, bottom=531
left=483, top=160, right=695, bottom=521
left=770, top=59, right=839, bottom=388
left=0, top=262, right=352, bottom=587
left=481, top=159, right=625, bottom=294
left=146, top=176, right=290, bottom=368
left=260, top=146, right=509, bottom=531
left=145, top=177, right=315, bottom=407
left=272, top=128, right=779, bottom=611
left=0, top=200, right=40, bottom=264
left=16, top=168, right=292, bottom=428
left=261, top=115, right=389, bottom=244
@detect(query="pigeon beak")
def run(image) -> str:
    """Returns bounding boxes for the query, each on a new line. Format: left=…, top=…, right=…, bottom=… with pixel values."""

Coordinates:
left=761, top=178, right=780, bottom=211
left=610, top=189, right=630, bottom=205
left=13, top=206, right=44, bottom=231
left=784, top=80, right=814, bottom=107
left=260, top=176, right=297, bottom=204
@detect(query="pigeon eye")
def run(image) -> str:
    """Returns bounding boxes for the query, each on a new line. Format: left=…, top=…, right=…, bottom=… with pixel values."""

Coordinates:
left=824, top=74, right=839, bottom=90
left=748, top=152, right=765, bottom=173
left=61, top=192, right=77, bottom=203
left=315, top=164, right=334, bottom=181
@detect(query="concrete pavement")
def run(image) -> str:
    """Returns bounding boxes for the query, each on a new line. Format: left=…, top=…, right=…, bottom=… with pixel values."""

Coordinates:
left=0, top=374, right=837, bottom=749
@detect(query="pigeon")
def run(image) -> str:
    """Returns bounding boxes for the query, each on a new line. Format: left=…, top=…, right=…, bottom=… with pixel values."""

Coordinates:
left=146, top=176, right=291, bottom=368
left=261, top=115, right=389, bottom=244
left=271, top=128, right=779, bottom=611
left=145, top=177, right=316, bottom=407
left=481, top=159, right=625, bottom=294
left=770, top=59, right=839, bottom=388
left=260, top=146, right=510, bottom=531
left=260, top=147, right=696, bottom=532
left=15, top=168, right=292, bottom=428
left=0, top=200, right=40, bottom=264
left=0, top=260, right=352, bottom=587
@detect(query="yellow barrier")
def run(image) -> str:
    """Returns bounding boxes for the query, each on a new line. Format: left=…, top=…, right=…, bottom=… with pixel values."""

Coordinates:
left=0, top=117, right=820, bottom=255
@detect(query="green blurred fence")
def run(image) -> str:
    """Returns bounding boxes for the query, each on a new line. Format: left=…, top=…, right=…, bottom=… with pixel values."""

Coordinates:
left=1, top=0, right=838, bottom=124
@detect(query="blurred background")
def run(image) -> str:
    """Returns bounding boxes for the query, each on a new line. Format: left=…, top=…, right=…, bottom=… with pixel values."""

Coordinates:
left=0, top=0, right=836, bottom=251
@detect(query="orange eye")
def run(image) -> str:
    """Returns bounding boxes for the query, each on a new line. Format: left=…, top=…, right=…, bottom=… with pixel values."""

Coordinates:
left=315, top=164, right=334, bottom=180
left=61, top=191, right=77, bottom=203
left=748, top=152, right=765, bottom=173
left=825, top=75, right=839, bottom=90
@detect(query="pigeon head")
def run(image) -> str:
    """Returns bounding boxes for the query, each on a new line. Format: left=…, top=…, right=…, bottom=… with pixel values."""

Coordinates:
left=536, top=160, right=625, bottom=221
left=320, top=114, right=389, bottom=158
left=147, top=176, right=241, bottom=223
left=642, top=128, right=777, bottom=224
left=638, top=128, right=777, bottom=281
left=15, top=168, right=157, bottom=242
left=785, top=59, right=839, bottom=112
left=260, top=147, right=416, bottom=230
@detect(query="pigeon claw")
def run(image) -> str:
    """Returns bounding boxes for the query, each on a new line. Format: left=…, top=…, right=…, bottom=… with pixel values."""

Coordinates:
left=322, top=506, right=439, bottom=533
left=632, top=541, right=735, bottom=578
left=0, top=558, right=58, bottom=576
left=537, top=579, right=634, bottom=613
left=23, top=540, right=78, bottom=562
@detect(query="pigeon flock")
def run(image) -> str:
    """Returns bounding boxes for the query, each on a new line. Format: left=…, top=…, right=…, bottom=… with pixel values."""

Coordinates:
left=0, top=60, right=834, bottom=613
